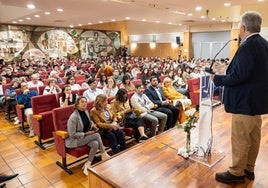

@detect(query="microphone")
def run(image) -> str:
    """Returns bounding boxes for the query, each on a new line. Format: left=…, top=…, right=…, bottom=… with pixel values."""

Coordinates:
left=205, top=38, right=238, bottom=74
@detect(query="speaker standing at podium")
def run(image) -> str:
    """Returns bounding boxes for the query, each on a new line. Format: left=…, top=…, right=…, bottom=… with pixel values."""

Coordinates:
left=211, top=11, right=268, bottom=184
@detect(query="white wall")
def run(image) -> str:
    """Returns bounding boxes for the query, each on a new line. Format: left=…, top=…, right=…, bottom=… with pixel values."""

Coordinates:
left=192, top=31, right=231, bottom=60
left=129, top=32, right=184, bottom=44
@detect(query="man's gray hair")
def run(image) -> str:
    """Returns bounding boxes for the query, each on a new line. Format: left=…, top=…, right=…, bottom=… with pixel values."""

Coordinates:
left=241, top=11, right=262, bottom=33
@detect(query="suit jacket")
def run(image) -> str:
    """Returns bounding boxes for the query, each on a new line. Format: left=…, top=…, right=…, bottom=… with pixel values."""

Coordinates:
left=144, top=85, right=167, bottom=108
left=214, top=34, right=268, bottom=115
left=65, top=109, right=91, bottom=148
left=90, top=107, right=116, bottom=132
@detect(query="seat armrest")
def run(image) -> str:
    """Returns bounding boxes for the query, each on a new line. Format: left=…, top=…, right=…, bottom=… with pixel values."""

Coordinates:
left=193, top=89, right=200, bottom=94
left=55, top=130, right=69, bottom=139
left=17, top=104, right=25, bottom=109
left=33, top=114, right=43, bottom=120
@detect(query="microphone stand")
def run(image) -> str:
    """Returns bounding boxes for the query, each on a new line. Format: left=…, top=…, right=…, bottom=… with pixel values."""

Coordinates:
left=205, top=38, right=237, bottom=74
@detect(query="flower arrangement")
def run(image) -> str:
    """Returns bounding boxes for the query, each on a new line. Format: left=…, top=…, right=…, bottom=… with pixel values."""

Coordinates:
left=178, top=108, right=199, bottom=158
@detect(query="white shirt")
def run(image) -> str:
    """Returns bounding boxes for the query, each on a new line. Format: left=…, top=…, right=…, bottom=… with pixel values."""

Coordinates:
left=83, top=87, right=103, bottom=101
left=130, top=92, right=154, bottom=117
left=27, top=81, right=44, bottom=87
left=70, top=84, right=82, bottom=91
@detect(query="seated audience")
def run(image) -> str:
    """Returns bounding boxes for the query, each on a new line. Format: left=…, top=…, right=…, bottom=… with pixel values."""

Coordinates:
left=66, top=76, right=82, bottom=91
left=83, top=78, right=103, bottom=101
left=162, top=77, right=192, bottom=123
left=43, top=78, right=61, bottom=95
left=59, top=85, right=78, bottom=107
left=97, top=74, right=107, bottom=88
left=66, top=96, right=110, bottom=176
left=141, top=68, right=150, bottom=86
left=90, top=94, right=126, bottom=154
left=145, top=76, right=179, bottom=129
left=4, top=78, right=20, bottom=123
left=112, top=69, right=122, bottom=83
left=131, top=84, right=167, bottom=136
left=95, top=61, right=113, bottom=78
left=110, top=88, right=148, bottom=141
left=27, top=74, right=44, bottom=87
left=119, top=74, right=135, bottom=92
left=17, top=82, right=38, bottom=137
left=103, top=77, right=119, bottom=97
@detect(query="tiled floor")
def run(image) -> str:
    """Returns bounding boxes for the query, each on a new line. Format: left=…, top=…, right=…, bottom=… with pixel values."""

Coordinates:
left=0, top=110, right=89, bottom=188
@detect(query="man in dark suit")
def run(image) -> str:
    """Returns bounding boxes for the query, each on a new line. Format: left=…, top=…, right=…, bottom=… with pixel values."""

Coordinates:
left=144, top=76, right=179, bottom=129
left=212, top=11, right=268, bottom=184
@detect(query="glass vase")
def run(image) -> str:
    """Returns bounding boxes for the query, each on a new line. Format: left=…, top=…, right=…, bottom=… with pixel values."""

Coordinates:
left=185, top=131, right=191, bottom=153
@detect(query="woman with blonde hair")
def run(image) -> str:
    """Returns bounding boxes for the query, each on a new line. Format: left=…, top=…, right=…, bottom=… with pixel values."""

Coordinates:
left=162, top=77, right=192, bottom=123
left=90, top=94, right=126, bottom=154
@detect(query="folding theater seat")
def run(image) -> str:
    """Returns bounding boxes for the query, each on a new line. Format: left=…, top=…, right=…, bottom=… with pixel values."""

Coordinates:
left=187, top=77, right=200, bottom=106
left=52, top=105, right=90, bottom=174
left=31, top=94, right=59, bottom=149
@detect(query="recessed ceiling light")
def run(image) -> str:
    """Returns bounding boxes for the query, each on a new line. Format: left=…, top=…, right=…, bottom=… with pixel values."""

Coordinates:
left=126, top=17, right=131, bottom=20
left=176, top=11, right=186, bottom=15
left=78, top=24, right=82, bottom=26
left=18, top=19, right=24, bottom=22
left=168, top=22, right=172, bottom=25
left=257, top=0, right=265, bottom=2
left=111, top=19, right=116, bottom=22
left=12, top=21, right=17, bottom=24
left=99, top=21, right=103, bottom=23
left=188, top=13, right=193, bottom=16
left=57, top=8, right=63, bottom=12
left=88, top=22, right=92, bottom=25
left=201, top=15, right=206, bottom=19
left=27, top=4, right=35, bottom=9
left=142, top=19, right=146, bottom=22
left=34, top=15, right=40, bottom=18
left=156, top=20, right=160, bottom=23
left=212, top=18, right=216, bottom=21
left=195, top=6, right=202, bottom=11
left=224, top=3, right=231, bottom=6
left=26, top=17, right=31, bottom=20
left=44, top=12, right=51, bottom=15
left=69, top=25, right=74, bottom=28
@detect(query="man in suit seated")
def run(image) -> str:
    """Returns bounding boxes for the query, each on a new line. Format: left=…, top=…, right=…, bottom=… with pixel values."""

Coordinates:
left=144, top=76, right=179, bottom=129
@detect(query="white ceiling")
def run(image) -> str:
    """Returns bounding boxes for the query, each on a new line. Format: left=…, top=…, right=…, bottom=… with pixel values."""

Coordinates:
left=0, top=0, right=266, bottom=31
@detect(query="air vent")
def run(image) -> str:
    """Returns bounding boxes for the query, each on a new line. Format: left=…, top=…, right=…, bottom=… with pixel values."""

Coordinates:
left=183, top=20, right=195, bottom=23
left=54, top=20, right=65, bottom=22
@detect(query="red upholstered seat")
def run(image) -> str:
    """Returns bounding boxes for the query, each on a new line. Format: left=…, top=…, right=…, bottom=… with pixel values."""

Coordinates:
left=187, top=78, right=200, bottom=106
left=130, top=79, right=142, bottom=86
left=52, top=105, right=90, bottom=174
left=31, top=94, right=59, bottom=149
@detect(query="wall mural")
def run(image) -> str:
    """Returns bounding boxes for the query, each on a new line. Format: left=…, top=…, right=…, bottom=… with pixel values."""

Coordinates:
left=0, top=25, right=121, bottom=61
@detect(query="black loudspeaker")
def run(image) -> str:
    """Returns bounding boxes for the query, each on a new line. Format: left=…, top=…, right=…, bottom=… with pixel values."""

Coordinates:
left=176, top=36, right=181, bottom=45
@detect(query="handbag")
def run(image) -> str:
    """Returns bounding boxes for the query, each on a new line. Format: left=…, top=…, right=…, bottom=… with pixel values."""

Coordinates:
left=123, top=112, right=138, bottom=125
